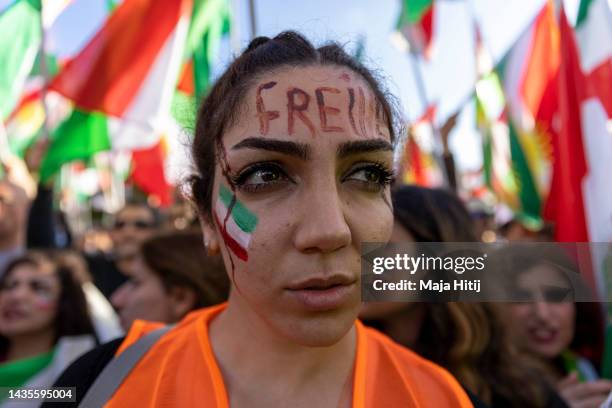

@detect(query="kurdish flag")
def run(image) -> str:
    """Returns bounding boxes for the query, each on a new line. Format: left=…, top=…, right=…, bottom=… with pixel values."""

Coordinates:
left=215, top=185, right=258, bottom=261
left=40, top=0, right=193, bottom=182
left=396, top=0, right=435, bottom=59
left=493, top=2, right=559, bottom=226
left=476, top=73, right=521, bottom=214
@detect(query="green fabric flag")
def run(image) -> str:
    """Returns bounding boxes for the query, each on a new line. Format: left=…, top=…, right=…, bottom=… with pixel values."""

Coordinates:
left=190, top=0, right=231, bottom=99
left=171, top=0, right=231, bottom=129
left=0, top=0, right=42, bottom=119
left=397, top=0, right=433, bottom=27
left=575, top=0, right=594, bottom=27
left=508, top=121, right=542, bottom=224
left=40, top=109, right=111, bottom=182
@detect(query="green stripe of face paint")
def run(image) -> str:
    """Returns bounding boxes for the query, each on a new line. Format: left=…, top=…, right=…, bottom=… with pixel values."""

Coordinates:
left=219, top=185, right=258, bottom=233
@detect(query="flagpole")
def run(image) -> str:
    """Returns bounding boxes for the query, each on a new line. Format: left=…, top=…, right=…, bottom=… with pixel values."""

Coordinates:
left=403, top=30, right=455, bottom=190
left=248, top=0, right=257, bottom=39
left=38, top=2, right=51, bottom=142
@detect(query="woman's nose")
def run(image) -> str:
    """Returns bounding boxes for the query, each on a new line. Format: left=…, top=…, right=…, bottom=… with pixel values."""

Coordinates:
left=293, top=185, right=351, bottom=254
left=533, top=301, right=553, bottom=320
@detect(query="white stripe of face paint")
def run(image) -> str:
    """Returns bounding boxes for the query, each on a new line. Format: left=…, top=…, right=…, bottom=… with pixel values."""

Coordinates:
left=215, top=198, right=252, bottom=250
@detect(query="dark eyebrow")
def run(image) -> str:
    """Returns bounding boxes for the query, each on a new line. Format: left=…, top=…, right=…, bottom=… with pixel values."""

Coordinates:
left=231, top=137, right=311, bottom=160
left=337, top=139, right=393, bottom=159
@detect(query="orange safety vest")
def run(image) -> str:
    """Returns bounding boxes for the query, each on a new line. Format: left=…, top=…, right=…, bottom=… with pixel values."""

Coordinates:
left=106, top=303, right=473, bottom=408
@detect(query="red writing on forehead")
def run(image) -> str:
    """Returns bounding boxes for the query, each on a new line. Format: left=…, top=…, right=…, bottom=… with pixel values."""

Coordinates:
left=315, top=87, right=343, bottom=133
left=256, top=81, right=280, bottom=135
left=339, top=73, right=351, bottom=82
left=254, top=82, right=383, bottom=138
left=287, top=87, right=316, bottom=137
left=347, top=87, right=368, bottom=138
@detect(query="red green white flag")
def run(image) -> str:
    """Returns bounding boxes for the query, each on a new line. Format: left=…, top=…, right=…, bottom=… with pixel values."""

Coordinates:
left=396, top=0, right=436, bottom=59
left=40, top=0, right=193, bottom=182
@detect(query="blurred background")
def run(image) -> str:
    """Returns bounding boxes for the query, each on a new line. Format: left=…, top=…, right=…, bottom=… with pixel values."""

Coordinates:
left=0, top=1, right=612, bottom=404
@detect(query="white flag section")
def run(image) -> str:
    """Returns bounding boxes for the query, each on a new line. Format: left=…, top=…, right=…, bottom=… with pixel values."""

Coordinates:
left=574, top=0, right=612, bottom=298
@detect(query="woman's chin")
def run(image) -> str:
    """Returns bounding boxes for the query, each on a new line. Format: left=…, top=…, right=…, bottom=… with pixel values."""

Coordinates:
left=271, top=306, right=359, bottom=347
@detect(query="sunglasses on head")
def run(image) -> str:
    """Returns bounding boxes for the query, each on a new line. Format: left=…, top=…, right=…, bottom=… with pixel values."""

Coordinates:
left=114, top=219, right=154, bottom=230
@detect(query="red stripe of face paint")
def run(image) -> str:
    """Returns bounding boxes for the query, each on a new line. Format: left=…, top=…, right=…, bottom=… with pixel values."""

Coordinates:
left=214, top=213, right=249, bottom=261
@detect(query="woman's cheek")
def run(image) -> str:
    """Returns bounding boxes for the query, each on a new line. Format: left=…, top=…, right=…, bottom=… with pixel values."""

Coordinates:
left=35, top=296, right=57, bottom=312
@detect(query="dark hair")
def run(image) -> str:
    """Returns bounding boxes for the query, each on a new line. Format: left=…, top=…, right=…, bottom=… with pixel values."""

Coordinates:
left=492, top=244, right=604, bottom=367
left=0, top=251, right=96, bottom=354
left=392, top=185, right=478, bottom=242
left=189, top=31, right=399, bottom=219
left=140, top=230, right=229, bottom=310
left=384, top=185, right=549, bottom=406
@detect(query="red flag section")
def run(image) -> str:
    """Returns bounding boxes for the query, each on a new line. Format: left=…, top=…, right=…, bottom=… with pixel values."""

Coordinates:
left=50, top=0, right=192, bottom=117
left=542, top=10, right=589, bottom=242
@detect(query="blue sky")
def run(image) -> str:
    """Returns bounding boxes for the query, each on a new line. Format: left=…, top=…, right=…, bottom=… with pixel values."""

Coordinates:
left=0, top=0, right=592, bottom=171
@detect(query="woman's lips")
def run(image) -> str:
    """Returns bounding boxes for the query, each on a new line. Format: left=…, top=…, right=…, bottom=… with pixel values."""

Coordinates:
left=287, top=282, right=357, bottom=312
left=528, top=327, right=558, bottom=344
left=1, top=308, right=28, bottom=320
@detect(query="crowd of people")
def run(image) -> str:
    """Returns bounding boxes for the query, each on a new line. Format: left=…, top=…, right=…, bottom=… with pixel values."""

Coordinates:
left=0, top=31, right=610, bottom=407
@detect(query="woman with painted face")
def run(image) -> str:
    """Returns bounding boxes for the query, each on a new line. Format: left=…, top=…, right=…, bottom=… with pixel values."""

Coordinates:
left=110, top=230, right=229, bottom=329
left=46, top=32, right=473, bottom=407
left=0, top=251, right=96, bottom=406
left=497, top=245, right=611, bottom=408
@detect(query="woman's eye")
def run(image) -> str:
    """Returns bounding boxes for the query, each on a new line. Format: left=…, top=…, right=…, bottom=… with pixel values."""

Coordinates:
left=233, top=163, right=292, bottom=193
left=344, top=164, right=393, bottom=192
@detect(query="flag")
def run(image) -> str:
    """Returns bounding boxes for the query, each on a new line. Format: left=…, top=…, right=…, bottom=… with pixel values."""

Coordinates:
left=0, top=0, right=72, bottom=120
left=396, top=0, right=435, bottom=58
left=493, top=2, right=558, bottom=226
left=171, top=0, right=231, bottom=130
left=0, top=0, right=42, bottom=120
left=476, top=73, right=520, bottom=213
left=40, top=0, right=193, bottom=182
left=573, top=0, right=612, bottom=245
left=4, top=54, right=65, bottom=158
left=400, top=104, right=443, bottom=186
left=214, top=184, right=258, bottom=261
left=130, top=137, right=172, bottom=207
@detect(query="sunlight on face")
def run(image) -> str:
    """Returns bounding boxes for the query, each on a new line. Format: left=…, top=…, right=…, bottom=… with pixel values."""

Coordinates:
left=206, top=65, right=394, bottom=346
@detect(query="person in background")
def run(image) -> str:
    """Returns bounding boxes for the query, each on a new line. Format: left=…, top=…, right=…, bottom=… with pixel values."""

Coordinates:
left=111, top=230, right=229, bottom=330
left=360, top=185, right=569, bottom=407
left=498, top=245, right=611, bottom=408
left=0, top=251, right=97, bottom=407
left=0, top=180, right=28, bottom=276
left=85, top=202, right=161, bottom=299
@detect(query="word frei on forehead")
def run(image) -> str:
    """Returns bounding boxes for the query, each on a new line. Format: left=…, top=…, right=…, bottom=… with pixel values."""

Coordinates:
left=254, top=76, right=388, bottom=138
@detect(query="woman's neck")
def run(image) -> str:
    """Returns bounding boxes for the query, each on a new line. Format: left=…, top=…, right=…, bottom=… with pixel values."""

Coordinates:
left=210, top=298, right=356, bottom=407
left=5, top=331, right=55, bottom=362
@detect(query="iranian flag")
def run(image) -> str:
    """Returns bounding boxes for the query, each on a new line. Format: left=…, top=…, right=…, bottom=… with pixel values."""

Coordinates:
left=214, top=185, right=258, bottom=261
left=40, top=0, right=193, bottom=182
left=396, top=0, right=436, bottom=59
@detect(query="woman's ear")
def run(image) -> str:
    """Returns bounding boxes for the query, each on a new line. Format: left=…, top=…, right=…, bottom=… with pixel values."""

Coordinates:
left=200, top=215, right=220, bottom=256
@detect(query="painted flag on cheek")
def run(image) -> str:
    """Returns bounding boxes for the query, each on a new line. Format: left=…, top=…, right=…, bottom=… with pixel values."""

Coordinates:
left=214, top=185, right=258, bottom=261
